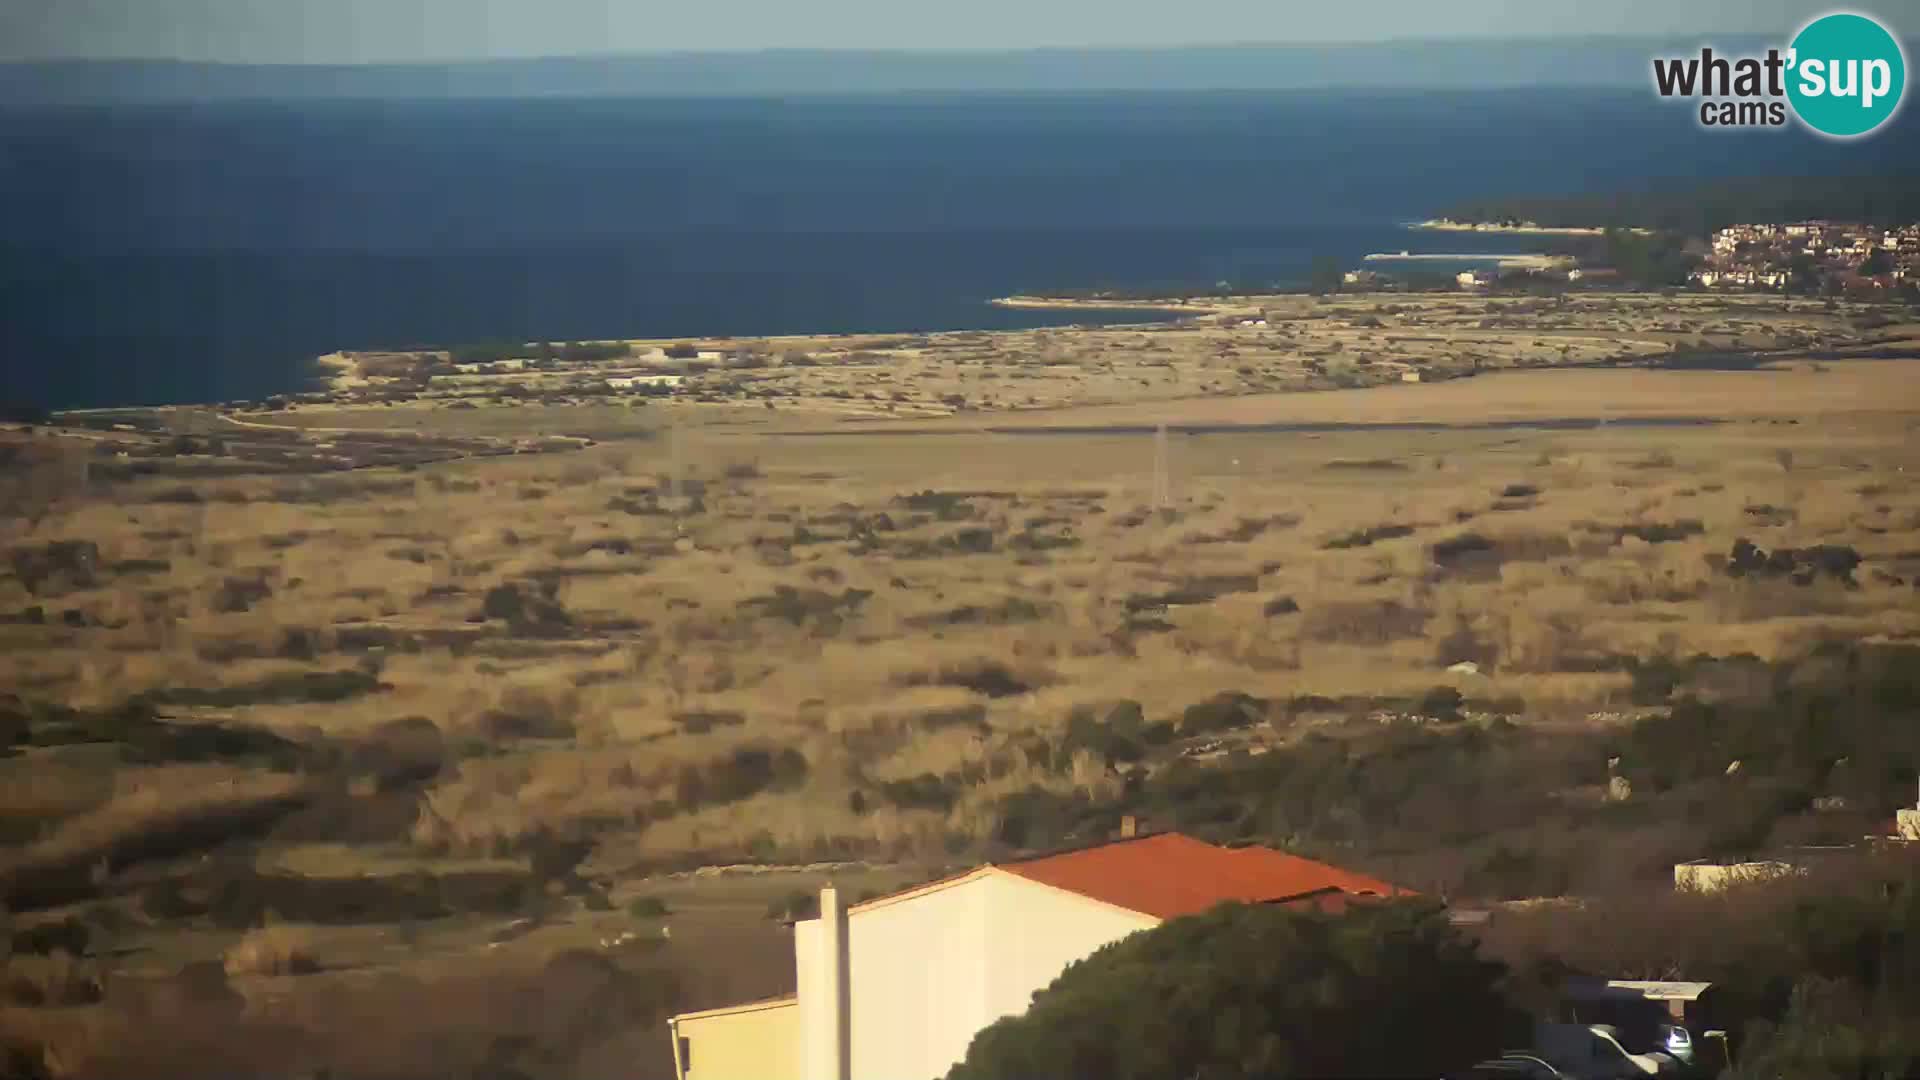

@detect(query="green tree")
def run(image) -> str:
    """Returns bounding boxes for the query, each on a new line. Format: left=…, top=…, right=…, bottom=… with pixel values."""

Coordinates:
left=946, top=901, right=1516, bottom=1080
left=1732, top=978, right=1920, bottom=1080
left=450, top=342, right=524, bottom=365
left=1308, top=256, right=1343, bottom=296
left=1787, top=253, right=1824, bottom=296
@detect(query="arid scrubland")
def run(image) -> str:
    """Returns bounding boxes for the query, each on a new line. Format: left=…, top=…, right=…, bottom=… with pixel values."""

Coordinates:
left=302, top=292, right=1889, bottom=419
left=2, top=295, right=1919, bottom=1079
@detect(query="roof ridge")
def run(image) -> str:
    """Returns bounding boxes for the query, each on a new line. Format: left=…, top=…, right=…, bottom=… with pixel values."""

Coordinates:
left=998, top=833, right=1413, bottom=919
left=993, top=828, right=1185, bottom=869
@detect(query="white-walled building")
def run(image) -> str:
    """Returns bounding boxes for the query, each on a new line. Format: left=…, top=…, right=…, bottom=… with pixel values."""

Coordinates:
left=605, top=374, right=686, bottom=391
left=668, top=831, right=1411, bottom=1080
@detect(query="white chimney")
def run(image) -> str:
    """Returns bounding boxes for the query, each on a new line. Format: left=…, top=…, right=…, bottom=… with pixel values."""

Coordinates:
left=803, top=886, right=851, bottom=1080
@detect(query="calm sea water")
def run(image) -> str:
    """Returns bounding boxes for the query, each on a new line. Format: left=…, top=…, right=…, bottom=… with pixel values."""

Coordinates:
left=4, top=90, right=1915, bottom=410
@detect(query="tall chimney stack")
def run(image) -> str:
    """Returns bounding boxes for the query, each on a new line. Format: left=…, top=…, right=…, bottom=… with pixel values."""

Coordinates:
left=809, top=886, right=850, bottom=1080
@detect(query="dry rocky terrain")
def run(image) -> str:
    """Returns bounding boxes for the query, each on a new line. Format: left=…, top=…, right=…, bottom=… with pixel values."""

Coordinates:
left=3, top=292, right=1918, bottom=1080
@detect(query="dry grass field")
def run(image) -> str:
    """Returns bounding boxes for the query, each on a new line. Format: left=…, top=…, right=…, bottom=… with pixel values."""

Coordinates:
left=300, top=291, right=1897, bottom=421
left=2, top=294, right=1918, bottom=1079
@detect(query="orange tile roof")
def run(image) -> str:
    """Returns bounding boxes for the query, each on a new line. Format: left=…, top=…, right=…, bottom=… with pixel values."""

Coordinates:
left=998, top=832, right=1412, bottom=920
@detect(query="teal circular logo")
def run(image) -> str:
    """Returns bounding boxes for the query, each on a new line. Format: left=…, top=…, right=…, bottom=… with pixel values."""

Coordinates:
left=1787, top=12, right=1907, bottom=137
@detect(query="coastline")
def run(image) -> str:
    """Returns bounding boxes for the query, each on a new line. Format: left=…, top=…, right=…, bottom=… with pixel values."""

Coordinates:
left=989, top=295, right=1212, bottom=315
left=260, top=291, right=1902, bottom=429
left=1411, top=218, right=1654, bottom=236
left=1362, top=252, right=1566, bottom=271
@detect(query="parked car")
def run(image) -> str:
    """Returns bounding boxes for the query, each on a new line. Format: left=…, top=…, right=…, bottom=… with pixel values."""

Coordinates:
left=1533, top=1023, right=1684, bottom=1077
left=1450, top=1052, right=1569, bottom=1078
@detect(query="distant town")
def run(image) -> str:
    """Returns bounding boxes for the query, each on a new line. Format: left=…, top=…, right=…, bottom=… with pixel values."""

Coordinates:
left=1346, top=220, right=1920, bottom=298
left=1691, top=220, right=1920, bottom=293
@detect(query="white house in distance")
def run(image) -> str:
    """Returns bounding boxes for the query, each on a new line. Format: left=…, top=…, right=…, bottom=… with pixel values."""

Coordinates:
left=605, top=374, right=686, bottom=391
left=666, top=829, right=1412, bottom=1080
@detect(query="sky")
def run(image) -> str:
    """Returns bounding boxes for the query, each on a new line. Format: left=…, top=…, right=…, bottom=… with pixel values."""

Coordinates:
left=1, top=0, right=1912, bottom=63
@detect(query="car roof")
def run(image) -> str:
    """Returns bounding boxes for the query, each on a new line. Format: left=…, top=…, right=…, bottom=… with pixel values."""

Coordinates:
left=1458, top=1057, right=1562, bottom=1078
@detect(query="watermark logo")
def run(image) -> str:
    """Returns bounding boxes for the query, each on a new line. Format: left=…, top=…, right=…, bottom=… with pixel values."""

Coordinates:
left=1651, top=10, right=1907, bottom=138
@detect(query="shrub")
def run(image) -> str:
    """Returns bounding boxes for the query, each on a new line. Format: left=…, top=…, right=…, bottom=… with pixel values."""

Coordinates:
left=1731, top=977, right=1912, bottom=1080
left=628, top=897, right=670, bottom=919
left=1432, top=611, right=1499, bottom=670
left=222, top=926, right=320, bottom=977
left=914, top=704, right=990, bottom=734
left=1429, top=532, right=1496, bottom=568
left=479, top=582, right=573, bottom=634
left=1418, top=686, right=1466, bottom=721
left=1063, top=703, right=1150, bottom=766
left=137, top=669, right=383, bottom=709
left=1301, top=600, right=1428, bottom=645
left=7, top=541, right=100, bottom=595
left=900, top=658, right=1035, bottom=699
left=947, top=901, right=1515, bottom=1080
left=348, top=716, right=446, bottom=790
left=1180, top=692, right=1267, bottom=735
left=3, top=950, right=103, bottom=1006
left=528, top=832, right=595, bottom=886
left=1429, top=531, right=1571, bottom=578
left=942, top=527, right=996, bottom=554
left=880, top=773, right=962, bottom=813
left=766, top=890, right=818, bottom=922
left=10, top=917, right=89, bottom=958
left=1124, top=575, right=1262, bottom=611
left=474, top=687, right=577, bottom=741
left=1321, top=458, right=1408, bottom=472
left=209, top=574, right=273, bottom=614
left=673, top=711, right=745, bottom=735
left=739, top=586, right=871, bottom=627
left=673, top=746, right=810, bottom=812
left=1724, top=538, right=1862, bottom=586
left=1323, top=524, right=1416, bottom=550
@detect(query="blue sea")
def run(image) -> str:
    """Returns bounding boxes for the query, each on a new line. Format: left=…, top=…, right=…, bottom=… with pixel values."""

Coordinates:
left=3, top=89, right=1916, bottom=410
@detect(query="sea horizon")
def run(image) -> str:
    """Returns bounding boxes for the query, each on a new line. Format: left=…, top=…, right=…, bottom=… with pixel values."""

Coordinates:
left=5, top=88, right=1917, bottom=411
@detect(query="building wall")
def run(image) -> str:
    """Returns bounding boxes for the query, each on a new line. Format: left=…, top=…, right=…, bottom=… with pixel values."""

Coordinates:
left=1897, top=808, right=1920, bottom=841
left=1674, top=861, right=1798, bottom=892
left=796, top=871, right=1156, bottom=1080
left=676, top=1001, right=799, bottom=1080
left=978, top=872, right=1155, bottom=1026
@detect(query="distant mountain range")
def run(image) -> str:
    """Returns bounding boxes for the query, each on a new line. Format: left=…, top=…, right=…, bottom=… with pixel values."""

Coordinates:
left=1, top=36, right=1778, bottom=104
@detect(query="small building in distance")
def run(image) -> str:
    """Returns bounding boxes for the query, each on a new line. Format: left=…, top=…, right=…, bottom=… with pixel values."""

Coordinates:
left=453, top=358, right=529, bottom=373
left=1674, top=846, right=1861, bottom=892
left=606, top=374, right=686, bottom=391
left=1673, top=858, right=1800, bottom=892
left=1897, top=810, right=1920, bottom=842
left=667, top=830, right=1413, bottom=1080
left=1877, top=782, right=1920, bottom=842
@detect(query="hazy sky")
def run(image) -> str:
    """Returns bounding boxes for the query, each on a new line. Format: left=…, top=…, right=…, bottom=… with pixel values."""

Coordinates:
left=2, top=0, right=1911, bottom=63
